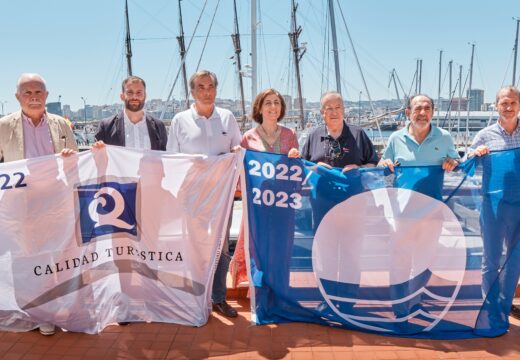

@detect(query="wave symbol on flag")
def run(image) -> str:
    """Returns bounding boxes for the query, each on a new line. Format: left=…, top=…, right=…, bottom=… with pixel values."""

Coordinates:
left=88, top=187, right=134, bottom=230
left=312, top=188, right=467, bottom=334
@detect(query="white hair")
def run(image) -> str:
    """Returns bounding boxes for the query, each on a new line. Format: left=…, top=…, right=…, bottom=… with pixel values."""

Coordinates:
left=16, top=73, right=47, bottom=93
left=320, top=91, right=343, bottom=110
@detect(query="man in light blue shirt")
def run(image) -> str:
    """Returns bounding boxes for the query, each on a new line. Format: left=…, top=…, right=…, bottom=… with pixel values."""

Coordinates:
left=377, top=94, right=459, bottom=327
left=378, top=94, right=459, bottom=171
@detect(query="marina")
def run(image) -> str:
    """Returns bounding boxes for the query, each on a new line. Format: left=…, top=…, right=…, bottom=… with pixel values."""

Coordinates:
left=1, top=1, right=520, bottom=358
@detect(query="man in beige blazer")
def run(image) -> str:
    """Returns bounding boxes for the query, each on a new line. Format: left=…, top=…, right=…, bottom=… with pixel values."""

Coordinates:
left=0, top=73, right=77, bottom=163
left=0, top=73, right=77, bottom=336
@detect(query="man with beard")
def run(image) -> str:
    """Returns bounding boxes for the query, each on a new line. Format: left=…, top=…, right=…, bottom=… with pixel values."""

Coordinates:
left=95, top=76, right=167, bottom=150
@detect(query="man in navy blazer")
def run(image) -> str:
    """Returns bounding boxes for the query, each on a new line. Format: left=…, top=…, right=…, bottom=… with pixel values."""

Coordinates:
left=95, top=76, right=167, bottom=150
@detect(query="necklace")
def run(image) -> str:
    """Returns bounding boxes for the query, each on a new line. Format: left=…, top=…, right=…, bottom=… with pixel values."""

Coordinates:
left=258, top=124, right=281, bottom=149
left=260, top=124, right=279, bottom=138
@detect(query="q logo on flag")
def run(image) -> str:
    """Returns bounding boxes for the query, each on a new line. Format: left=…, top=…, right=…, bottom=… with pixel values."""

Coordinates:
left=76, top=180, right=138, bottom=245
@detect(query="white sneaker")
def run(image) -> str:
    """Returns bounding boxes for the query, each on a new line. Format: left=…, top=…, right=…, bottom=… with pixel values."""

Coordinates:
left=39, top=323, right=56, bottom=336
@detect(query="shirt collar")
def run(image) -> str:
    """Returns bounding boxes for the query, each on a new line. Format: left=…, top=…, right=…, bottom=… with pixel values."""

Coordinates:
left=322, top=121, right=348, bottom=141
left=403, top=123, right=437, bottom=143
left=123, top=109, right=146, bottom=127
left=496, top=118, right=520, bottom=135
left=190, top=103, right=216, bottom=120
left=22, top=112, right=47, bottom=128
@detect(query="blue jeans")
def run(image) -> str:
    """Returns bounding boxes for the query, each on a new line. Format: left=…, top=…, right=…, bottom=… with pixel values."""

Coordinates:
left=212, top=210, right=233, bottom=304
left=479, top=198, right=520, bottom=333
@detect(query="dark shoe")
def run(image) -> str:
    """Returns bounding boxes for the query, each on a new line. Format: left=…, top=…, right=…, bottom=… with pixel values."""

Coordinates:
left=213, top=301, right=238, bottom=318
left=511, top=305, right=520, bottom=320
left=118, top=322, right=130, bottom=326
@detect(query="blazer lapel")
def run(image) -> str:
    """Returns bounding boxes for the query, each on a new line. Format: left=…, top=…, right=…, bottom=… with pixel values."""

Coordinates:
left=145, top=115, right=160, bottom=150
left=10, top=111, right=24, bottom=157
left=47, top=114, right=61, bottom=152
left=113, top=113, right=125, bottom=146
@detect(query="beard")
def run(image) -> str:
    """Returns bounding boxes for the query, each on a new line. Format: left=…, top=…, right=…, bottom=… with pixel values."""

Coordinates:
left=125, top=99, right=145, bottom=112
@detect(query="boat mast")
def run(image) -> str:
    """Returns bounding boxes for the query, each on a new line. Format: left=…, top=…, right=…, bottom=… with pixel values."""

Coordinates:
left=251, top=0, right=257, bottom=102
left=436, top=50, right=442, bottom=126
left=231, top=0, right=247, bottom=130
left=466, top=43, right=475, bottom=152
left=418, top=59, right=423, bottom=93
left=335, top=3, right=383, bottom=142
left=327, top=0, right=341, bottom=95
left=177, top=0, right=190, bottom=109
left=447, top=60, right=453, bottom=131
left=289, top=0, right=306, bottom=129
left=124, top=0, right=133, bottom=77
left=388, top=69, right=401, bottom=103
left=414, top=60, right=419, bottom=94
left=457, top=65, right=462, bottom=145
left=513, top=18, right=520, bottom=86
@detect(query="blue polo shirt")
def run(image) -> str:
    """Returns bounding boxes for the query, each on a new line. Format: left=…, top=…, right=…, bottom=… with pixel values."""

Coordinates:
left=381, top=124, right=459, bottom=166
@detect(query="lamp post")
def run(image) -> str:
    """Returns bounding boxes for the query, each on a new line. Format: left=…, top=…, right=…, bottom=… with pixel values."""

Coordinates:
left=0, top=101, right=7, bottom=116
left=58, top=95, right=62, bottom=116
left=80, top=97, right=88, bottom=145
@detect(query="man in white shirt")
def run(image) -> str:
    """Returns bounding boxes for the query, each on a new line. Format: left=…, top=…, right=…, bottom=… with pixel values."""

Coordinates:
left=95, top=76, right=167, bottom=150
left=167, top=70, right=241, bottom=317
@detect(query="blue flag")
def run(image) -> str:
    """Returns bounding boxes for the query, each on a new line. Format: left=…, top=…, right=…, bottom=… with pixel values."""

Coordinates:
left=242, top=148, right=520, bottom=339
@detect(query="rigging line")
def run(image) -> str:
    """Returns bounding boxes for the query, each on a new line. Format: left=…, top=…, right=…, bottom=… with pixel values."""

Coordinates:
left=132, top=33, right=291, bottom=40
left=501, top=49, right=514, bottom=88
left=299, top=0, right=324, bottom=34
left=320, top=4, right=329, bottom=94
left=160, top=0, right=209, bottom=120
left=217, top=44, right=233, bottom=97
left=195, top=0, right=221, bottom=71
left=285, top=44, right=292, bottom=96
left=474, top=50, right=487, bottom=94
left=256, top=6, right=292, bottom=33
left=335, top=0, right=375, bottom=114
left=439, top=77, right=462, bottom=129
left=256, top=0, right=263, bottom=90
left=304, top=49, right=330, bottom=81
left=460, top=70, right=470, bottom=98
left=258, top=1, right=272, bottom=88
left=406, top=68, right=417, bottom=100
left=129, top=0, right=176, bottom=35
left=440, top=63, right=450, bottom=96
left=159, top=47, right=182, bottom=100
left=99, top=15, right=126, bottom=105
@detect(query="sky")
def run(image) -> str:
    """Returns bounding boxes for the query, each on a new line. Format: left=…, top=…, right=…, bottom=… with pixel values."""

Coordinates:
left=0, top=0, right=519, bottom=114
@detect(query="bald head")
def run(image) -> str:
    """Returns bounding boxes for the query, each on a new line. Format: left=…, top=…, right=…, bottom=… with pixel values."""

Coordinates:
left=320, top=91, right=343, bottom=111
left=15, top=73, right=49, bottom=122
left=16, top=73, right=47, bottom=94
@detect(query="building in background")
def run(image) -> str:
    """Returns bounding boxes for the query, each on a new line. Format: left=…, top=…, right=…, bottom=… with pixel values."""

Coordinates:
left=467, top=89, right=484, bottom=111
left=46, top=102, right=63, bottom=116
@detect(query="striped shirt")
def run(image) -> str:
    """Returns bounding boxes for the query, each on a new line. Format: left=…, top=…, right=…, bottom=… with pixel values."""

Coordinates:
left=469, top=120, right=520, bottom=152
